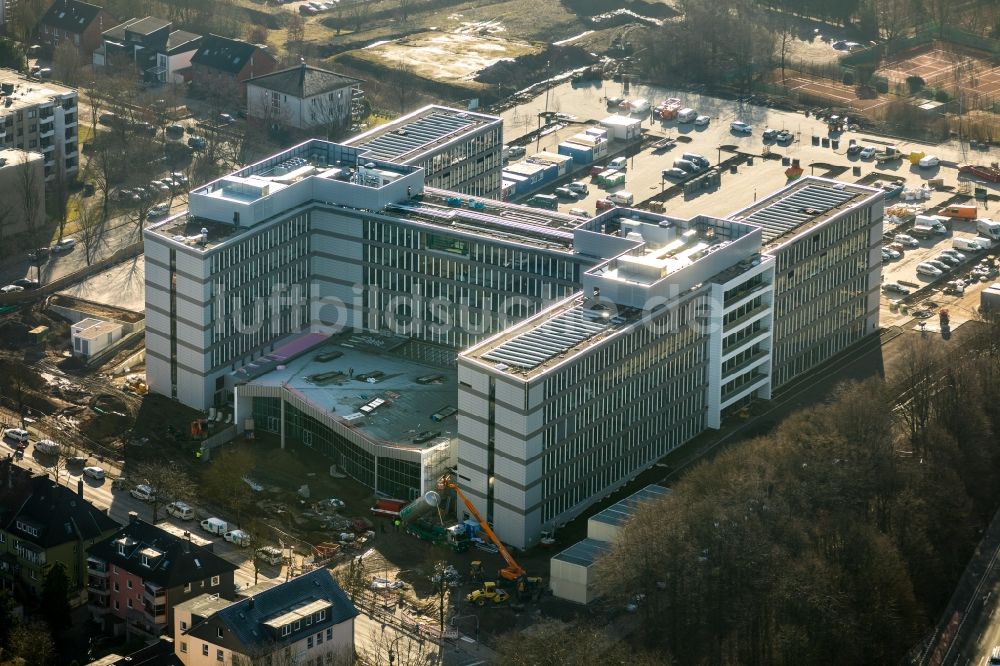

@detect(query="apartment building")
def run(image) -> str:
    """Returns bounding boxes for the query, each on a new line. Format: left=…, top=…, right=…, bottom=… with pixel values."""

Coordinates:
left=173, top=568, right=356, bottom=666
left=190, top=34, right=277, bottom=97
left=344, top=105, right=503, bottom=198
left=0, top=460, right=119, bottom=604
left=92, top=16, right=203, bottom=85
left=0, top=148, right=45, bottom=239
left=86, top=515, right=238, bottom=638
left=37, top=0, right=116, bottom=56
left=0, top=68, right=79, bottom=182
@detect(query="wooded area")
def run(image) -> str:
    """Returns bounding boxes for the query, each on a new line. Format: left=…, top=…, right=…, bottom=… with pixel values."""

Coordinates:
left=584, top=322, right=1000, bottom=665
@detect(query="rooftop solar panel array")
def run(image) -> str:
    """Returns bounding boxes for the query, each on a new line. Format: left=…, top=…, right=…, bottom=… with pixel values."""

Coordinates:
left=590, top=484, right=671, bottom=527
left=482, top=304, right=610, bottom=369
left=352, top=111, right=481, bottom=162
left=552, top=538, right=613, bottom=567
left=740, top=184, right=857, bottom=243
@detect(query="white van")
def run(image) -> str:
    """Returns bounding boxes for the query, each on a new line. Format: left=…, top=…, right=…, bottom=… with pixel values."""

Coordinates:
left=953, top=237, right=983, bottom=252
left=166, top=501, right=194, bottom=520
left=609, top=156, right=628, bottom=172
left=608, top=191, right=635, bottom=206
left=225, top=529, right=250, bottom=547
left=200, top=517, right=228, bottom=535
left=977, top=219, right=1000, bottom=240
left=677, top=108, right=698, bottom=123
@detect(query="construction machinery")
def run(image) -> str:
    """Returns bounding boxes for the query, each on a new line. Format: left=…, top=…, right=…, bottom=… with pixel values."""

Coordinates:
left=438, top=475, right=526, bottom=581
left=466, top=581, right=510, bottom=607
left=516, top=576, right=545, bottom=601
left=470, top=560, right=484, bottom=582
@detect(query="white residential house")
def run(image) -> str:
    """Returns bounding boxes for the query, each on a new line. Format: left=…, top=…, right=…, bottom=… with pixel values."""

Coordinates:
left=246, top=63, right=363, bottom=131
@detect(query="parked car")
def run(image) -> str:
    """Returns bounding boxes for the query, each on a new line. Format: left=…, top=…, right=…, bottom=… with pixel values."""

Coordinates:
left=887, top=242, right=906, bottom=253
left=918, top=155, right=940, bottom=168
left=0, top=285, right=24, bottom=294
left=882, top=247, right=901, bottom=259
left=916, top=263, right=943, bottom=277
left=927, top=259, right=950, bottom=272
left=860, top=146, right=877, bottom=159
left=34, top=439, right=59, bottom=455
left=566, top=181, right=588, bottom=195
left=224, top=529, right=250, bottom=547
left=13, top=278, right=39, bottom=290
left=776, top=130, right=793, bottom=144
left=942, top=248, right=966, bottom=261
left=662, top=167, right=688, bottom=180
left=847, top=140, right=861, bottom=156
left=218, top=113, right=235, bottom=125
left=893, top=234, right=919, bottom=247
left=694, top=115, right=710, bottom=126
left=257, top=546, right=283, bottom=565
left=730, top=121, right=752, bottom=134
left=762, top=128, right=778, bottom=140
left=3, top=428, right=29, bottom=443
left=595, top=199, right=615, bottom=211
left=66, top=455, right=87, bottom=467
left=166, top=501, right=194, bottom=520
left=166, top=124, right=185, bottom=137
left=28, top=247, right=49, bottom=262
left=935, top=253, right=959, bottom=266
left=170, top=172, right=189, bottom=185
left=53, top=238, right=77, bottom=252
left=882, top=282, right=911, bottom=294
left=83, top=466, right=106, bottom=480
left=187, top=136, right=207, bottom=149
left=553, top=187, right=578, bottom=199
left=130, top=484, right=156, bottom=502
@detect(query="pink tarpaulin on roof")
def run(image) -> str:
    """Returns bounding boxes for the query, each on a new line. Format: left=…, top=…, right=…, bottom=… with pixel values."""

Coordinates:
left=271, top=332, right=328, bottom=361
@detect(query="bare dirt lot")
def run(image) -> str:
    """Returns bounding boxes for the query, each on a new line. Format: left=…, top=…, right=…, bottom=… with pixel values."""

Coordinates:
left=777, top=73, right=893, bottom=114
left=355, top=31, right=540, bottom=83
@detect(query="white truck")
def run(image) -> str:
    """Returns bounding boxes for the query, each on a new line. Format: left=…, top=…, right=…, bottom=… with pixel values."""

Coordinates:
left=977, top=218, right=1000, bottom=240
left=953, top=237, right=983, bottom=252
left=913, top=215, right=948, bottom=235
left=200, top=517, right=228, bottom=535
left=608, top=191, right=635, bottom=206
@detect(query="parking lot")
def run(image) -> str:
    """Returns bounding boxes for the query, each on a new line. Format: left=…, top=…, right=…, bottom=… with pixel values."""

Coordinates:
left=501, top=80, right=1000, bottom=328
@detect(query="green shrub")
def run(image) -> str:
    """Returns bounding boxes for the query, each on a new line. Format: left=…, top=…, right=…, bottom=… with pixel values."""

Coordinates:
left=935, top=88, right=951, bottom=103
left=843, top=70, right=855, bottom=86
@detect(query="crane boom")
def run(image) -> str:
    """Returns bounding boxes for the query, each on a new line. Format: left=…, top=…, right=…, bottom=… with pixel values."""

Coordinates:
left=442, top=477, right=525, bottom=580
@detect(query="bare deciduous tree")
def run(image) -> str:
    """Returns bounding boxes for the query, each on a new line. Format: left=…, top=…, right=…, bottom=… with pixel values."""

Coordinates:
left=133, top=461, right=197, bottom=524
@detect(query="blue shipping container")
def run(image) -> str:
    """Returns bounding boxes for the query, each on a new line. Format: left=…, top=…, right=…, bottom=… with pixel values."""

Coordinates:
left=558, top=141, right=594, bottom=165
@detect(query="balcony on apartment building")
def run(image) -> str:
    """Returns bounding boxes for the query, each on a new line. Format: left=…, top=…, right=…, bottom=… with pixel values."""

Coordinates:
left=39, top=123, right=54, bottom=138
left=87, top=557, right=109, bottom=576
left=14, top=542, right=46, bottom=567
left=142, top=581, right=166, bottom=606
left=39, top=105, right=54, bottom=121
left=87, top=575, right=110, bottom=595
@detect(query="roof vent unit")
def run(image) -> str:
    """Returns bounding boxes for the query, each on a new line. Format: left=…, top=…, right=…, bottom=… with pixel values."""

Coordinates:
left=200, top=227, right=209, bottom=243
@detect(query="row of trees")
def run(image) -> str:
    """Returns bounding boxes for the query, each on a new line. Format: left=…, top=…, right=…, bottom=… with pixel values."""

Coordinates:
left=578, top=322, right=1000, bottom=665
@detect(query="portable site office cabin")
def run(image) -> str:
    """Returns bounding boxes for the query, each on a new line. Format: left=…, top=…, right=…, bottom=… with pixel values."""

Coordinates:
left=600, top=115, right=642, bottom=142
left=550, top=485, right=670, bottom=604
